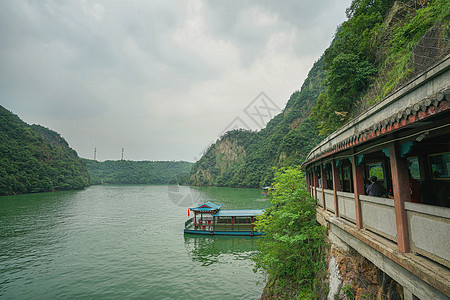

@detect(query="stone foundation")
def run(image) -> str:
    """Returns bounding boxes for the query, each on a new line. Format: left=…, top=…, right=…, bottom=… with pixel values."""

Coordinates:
left=326, top=243, right=404, bottom=300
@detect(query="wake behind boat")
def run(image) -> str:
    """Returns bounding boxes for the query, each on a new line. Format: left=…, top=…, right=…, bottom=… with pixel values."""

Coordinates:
left=184, top=201, right=264, bottom=236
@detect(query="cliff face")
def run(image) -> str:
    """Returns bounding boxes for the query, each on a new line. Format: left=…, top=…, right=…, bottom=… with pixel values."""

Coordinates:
left=325, top=245, right=403, bottom=300
left=187, top=130, right=251, bottom=187
left=0, top=106, right=90, bottom=196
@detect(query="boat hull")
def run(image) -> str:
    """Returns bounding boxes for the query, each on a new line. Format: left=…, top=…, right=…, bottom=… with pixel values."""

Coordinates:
left=184, top=229, right=263, bottom=236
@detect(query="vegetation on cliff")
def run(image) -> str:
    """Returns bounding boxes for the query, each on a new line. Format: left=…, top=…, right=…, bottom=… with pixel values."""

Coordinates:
left=83, top=159, right=193, bottom=185
left=254, top=167, right=326, bottom=299
left=187, top=0, right=449, bottom=189
left=311, top=0, right=450, bottom=135
left=0, top=106, right=90, bottom=196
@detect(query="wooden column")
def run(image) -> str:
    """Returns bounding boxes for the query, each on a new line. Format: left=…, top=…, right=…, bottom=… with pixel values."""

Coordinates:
left=332, top=160, right=341, bottom=217
left=351, top=155, right=364, bottom=229
left=389, top=142, right=410, bottom=253
left=306, top=170, right=311, bottom=194
left=320, top=163, right=326, bottom=210
left=313, top=168, right=318, bottom=201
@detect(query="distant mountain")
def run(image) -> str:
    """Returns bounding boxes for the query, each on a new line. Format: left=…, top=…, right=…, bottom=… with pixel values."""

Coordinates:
left=83, top=159, right=193, bottom=185
left=0, top=106, right=90, bottom=196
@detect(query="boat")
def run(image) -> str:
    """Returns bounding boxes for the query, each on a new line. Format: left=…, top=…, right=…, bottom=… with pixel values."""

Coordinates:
left=184, top=201, right=264, bottom=236
left=261, top=186, right=272, bottom=196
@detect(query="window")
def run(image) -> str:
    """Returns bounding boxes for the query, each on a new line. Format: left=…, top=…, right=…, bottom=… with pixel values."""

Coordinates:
left=343, top=166, right=351, bottom=180
left=341, top=164, right=353, bottom=192
left=216, top=217, right=231, bottom=224
left=325, top=164, right=333, bottom=189
left=368, top=163, right=384, bottom=180
left=407, top=157, right=421, bottom=179
left=235, top=217, right=251, bottom=224
left=429, top=152, right=450, bottom=179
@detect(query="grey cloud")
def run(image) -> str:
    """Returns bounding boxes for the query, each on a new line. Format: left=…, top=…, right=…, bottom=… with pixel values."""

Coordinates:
left=0, top=0, right=352, bottom=161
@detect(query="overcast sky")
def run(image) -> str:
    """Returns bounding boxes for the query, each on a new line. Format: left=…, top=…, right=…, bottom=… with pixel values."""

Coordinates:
left=1, top=0, right=352, bottom=162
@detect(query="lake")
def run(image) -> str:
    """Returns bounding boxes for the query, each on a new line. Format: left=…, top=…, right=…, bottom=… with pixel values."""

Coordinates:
left=0, top=185, right=270, bottom=299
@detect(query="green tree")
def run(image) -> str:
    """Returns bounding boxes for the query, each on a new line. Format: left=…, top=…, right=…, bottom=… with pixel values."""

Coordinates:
left=253, top=167, right=326, bottom=299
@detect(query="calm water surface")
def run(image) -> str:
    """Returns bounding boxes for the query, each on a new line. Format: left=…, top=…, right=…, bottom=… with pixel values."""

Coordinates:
left=0, top=185, right=270, bottom=299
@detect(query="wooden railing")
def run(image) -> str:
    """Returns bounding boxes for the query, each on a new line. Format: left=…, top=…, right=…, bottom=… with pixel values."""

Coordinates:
left=185, top=217, right=194, bottom=228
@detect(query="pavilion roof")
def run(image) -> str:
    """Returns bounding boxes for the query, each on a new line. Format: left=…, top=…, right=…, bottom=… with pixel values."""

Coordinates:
left=190, top=201, right=223, bottom=212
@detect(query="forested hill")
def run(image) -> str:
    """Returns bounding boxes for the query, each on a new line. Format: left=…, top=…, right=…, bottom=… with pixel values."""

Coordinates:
left=0, top=106, right=90, bottom=196
left=83, top=159, right=193, bottom=185
left=186, top=0, right=449, bottom=188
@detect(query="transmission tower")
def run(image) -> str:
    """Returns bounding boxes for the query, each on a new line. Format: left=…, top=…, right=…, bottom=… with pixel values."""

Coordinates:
left=121, top=148, right=124, bottom=160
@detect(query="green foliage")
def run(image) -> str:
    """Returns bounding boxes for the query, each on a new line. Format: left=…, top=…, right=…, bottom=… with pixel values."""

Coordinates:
left=0, top=106, right=90, bottom=196
left=342, top=283, right=356, bottom=300
left=375, top=0, right=450, bottom=102
left=327, top=53, right=376, bottom=111
left=312, top=0, right=449, bottom=135
left=83, top=159, right=193, bottom=185
left=278, top=119, right=321, bottom=166
left=311, top=0, right=394, bottom=135
left=253, top=167, right=326, bottom=298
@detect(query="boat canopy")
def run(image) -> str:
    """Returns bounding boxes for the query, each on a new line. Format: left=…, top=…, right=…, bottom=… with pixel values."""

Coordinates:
left=212, top=209, right=264, bottom=217
left=190, top=201, right=223, bottom=212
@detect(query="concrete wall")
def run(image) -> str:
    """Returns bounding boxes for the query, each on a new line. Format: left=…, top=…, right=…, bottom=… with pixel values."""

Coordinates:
left=316, top=187, right=323, bottom=206
left=337, top=191, right=356, bottom=222
left=405, top=202, right=450, bottom=268
left=324, top=189, right=334, bottom=213
left=360, top=195, right=397, bottom=242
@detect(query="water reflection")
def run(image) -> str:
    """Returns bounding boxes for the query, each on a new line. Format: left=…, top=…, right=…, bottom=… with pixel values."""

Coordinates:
left=184, top=235, right=258, bottom=266
left=190, top=187, right=267, bottom=209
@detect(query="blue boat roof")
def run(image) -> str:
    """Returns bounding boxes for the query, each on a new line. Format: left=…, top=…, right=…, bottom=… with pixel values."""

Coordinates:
left=190, top=201, right=223, bottom=212
left=212, top=209, right=264, bottom=217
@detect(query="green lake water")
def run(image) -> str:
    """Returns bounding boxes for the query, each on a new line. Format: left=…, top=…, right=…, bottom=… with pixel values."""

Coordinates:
left=0, top=185, right=270, bottom=299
